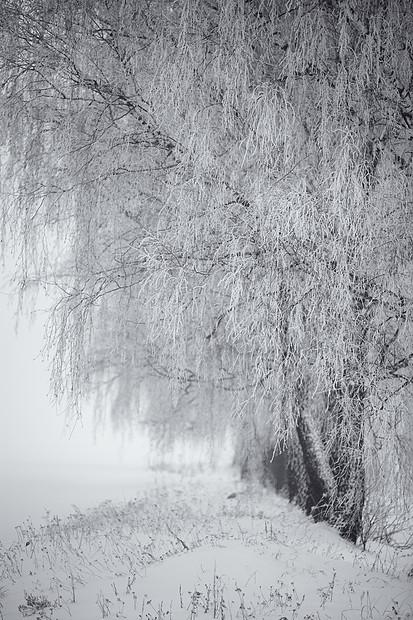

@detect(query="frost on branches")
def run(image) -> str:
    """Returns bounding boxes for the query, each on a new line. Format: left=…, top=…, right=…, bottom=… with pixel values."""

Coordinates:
left=1, top=0, right=412, bottom=543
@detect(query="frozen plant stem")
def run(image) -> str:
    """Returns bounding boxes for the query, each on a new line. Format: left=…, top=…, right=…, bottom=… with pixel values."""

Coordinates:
left=318, top=571, right=336, bottom=609
left=70, top=571, right=76, bottom=603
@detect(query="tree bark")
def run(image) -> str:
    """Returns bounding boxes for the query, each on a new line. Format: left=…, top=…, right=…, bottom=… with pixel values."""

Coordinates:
left=326, top=384, right=365, bottom=543
left=283, top=378, right=365, bottom=543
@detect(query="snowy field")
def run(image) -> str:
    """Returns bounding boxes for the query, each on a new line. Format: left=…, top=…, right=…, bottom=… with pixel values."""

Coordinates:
left=0, top=461, right=157, bottom=546
left=1, top=467, right=412, bottom=620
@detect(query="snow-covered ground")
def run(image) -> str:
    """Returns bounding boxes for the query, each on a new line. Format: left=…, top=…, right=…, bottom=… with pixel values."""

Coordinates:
left=1, top=467, right=412, bottom=620
left=0, top=461, right=156, bottom=546
left=0, top=441, right=226, bottom=545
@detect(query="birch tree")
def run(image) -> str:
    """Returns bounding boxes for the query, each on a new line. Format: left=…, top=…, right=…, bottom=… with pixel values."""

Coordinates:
left=1, top=0, right=412, bottom=542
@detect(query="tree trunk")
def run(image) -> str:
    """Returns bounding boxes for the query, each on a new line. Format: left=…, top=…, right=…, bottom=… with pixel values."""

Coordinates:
left=326, top=384, right=365, bottom=543
left=294, top=415, right=330, bottom=521
left=284, top=379, right=365, bottom=543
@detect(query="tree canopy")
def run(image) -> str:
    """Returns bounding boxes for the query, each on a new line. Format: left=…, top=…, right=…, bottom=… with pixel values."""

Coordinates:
left=1, top=0, right=412, bottom=542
